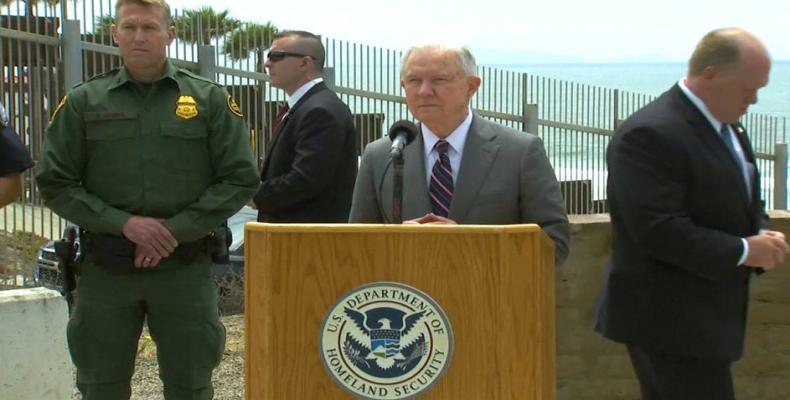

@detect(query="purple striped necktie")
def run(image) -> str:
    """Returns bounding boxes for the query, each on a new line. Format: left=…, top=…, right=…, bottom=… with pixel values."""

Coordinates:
left=273, top=102, right=289, bottom=135
left=429, top=140, right=454, bottom=217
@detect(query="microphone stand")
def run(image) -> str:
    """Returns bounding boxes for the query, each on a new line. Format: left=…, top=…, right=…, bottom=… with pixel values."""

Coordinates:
left=392, top=150, right=404, bottom=224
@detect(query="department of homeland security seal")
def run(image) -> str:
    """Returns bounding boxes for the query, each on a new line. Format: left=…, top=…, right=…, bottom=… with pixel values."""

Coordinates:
left=320, top=282, right=453, bottom=399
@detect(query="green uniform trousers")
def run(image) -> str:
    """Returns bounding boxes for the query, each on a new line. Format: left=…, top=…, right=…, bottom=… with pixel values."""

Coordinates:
left=67, top=255, right=225, bottom=400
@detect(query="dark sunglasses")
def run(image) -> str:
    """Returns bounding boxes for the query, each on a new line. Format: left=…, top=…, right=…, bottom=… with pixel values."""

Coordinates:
left=266, top=50, right=316, bottom=62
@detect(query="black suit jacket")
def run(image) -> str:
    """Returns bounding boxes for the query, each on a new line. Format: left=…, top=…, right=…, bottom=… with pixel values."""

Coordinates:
left=594, top=84, right=767, bottom=361
left=255, top=82, right=357, bottom=222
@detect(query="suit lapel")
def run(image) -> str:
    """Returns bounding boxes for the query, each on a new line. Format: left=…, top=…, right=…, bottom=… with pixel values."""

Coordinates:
left=732, top=123, right=759, bottom=203
left=376, top=132, right=430, bottom=222
left=674, top=86, right=751, bottom=204
left=288, top=82, right=327, bottom=115
left=260, top=83, right=328, bottom=178
left=401, top=131, right=431, bottom=219
left=448, top=115, right=499, bottom=222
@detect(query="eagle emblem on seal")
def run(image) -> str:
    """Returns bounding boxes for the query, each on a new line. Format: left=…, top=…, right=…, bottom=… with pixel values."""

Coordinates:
left=343, top=307, right=427, bottom=371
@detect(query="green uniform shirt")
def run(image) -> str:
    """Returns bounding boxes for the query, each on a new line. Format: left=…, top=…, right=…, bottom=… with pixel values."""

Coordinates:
left=37, top=61, right=259, bottom=242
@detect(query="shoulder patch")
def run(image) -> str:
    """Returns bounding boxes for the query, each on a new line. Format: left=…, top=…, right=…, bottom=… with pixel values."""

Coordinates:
left=227, top=95, right=243, bottom=117
left=50, top=96, right=68, bottom=122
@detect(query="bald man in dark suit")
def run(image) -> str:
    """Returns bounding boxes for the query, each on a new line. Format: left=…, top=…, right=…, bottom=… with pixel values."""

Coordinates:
left=595, top=28, right=789, bottom=399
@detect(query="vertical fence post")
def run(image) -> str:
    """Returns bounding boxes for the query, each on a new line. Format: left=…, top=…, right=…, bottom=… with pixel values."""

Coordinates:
left=60, top=0, right=68, bottom=19
left=323, top=67, right=336, bottom=91
left=774, top=143, right=788, bottom=210
left=613, top=89, right=620, bottom=131
left=520, top=73, right=537, bottom=133
left=197, top=45, right=217, bottom=80
left=522, top=104, right=538, bottom=134
left=61, top=20, right=82, bottom=90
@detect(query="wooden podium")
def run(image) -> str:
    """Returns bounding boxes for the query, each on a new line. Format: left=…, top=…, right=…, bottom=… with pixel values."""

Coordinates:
left=245, top=224, right=556, bottom=399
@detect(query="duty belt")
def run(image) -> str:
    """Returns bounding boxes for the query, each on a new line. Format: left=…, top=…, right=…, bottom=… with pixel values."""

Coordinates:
left=81, top=231, right=210, bottom=272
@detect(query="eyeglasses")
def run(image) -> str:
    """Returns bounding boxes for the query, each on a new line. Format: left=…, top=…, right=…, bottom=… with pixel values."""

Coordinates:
left=266, top=50, right=316, bottom=62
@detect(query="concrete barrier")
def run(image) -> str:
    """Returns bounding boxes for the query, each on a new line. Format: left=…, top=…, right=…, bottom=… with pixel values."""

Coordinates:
left=559, top=211, right=790, bottom=400
left=0, top=287, right=72, bottom=400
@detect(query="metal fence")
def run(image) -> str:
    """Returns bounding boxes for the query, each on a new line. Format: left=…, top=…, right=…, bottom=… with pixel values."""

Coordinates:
left=1, top=0, right=788, bottom=242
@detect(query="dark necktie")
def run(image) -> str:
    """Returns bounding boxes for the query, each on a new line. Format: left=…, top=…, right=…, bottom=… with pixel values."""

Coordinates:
left=720, top=124, right=739, bottom=162
left=720, top=124, right=752, bottom=198
left=429, top=140, right=454, bottom=217
left=273, top=102, right=289, bottom=134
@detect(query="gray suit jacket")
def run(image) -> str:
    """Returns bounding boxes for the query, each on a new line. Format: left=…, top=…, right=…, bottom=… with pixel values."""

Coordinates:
left=349, top=114, right=570, bottom=264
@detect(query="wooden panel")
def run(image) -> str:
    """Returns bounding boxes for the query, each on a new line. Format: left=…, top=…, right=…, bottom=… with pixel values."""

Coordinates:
left=245, top=224, right=555, bottom=399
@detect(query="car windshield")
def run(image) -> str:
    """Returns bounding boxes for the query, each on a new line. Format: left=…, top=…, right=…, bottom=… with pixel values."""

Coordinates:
left=227, top=206, right=257, bottom=252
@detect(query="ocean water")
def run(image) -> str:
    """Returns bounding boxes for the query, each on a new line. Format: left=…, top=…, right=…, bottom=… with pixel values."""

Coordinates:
left=494, top=61, right=790, bottom=121
left=485, top=61, right=790, bottom=206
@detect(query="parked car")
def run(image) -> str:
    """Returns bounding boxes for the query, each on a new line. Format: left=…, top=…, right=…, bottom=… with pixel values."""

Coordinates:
left=213, top=206, right=257, bottom=294
left=34, top=207, right=257, bottom=295
left=33, top=224, right=79, bottom=290
left=33, top=240, right=63, bottom=289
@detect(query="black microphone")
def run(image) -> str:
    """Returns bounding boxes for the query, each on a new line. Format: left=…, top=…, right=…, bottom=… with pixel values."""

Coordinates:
left=388, top=120, right=418, bottom=158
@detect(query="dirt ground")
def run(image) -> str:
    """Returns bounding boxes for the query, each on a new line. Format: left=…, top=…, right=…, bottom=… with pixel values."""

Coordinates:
left=0, top=232, right=246, bottom=399
left=67, top=314, right=246, bottom=400
left=0, top=231, right=48, bottom=288
left=128, top=314, right=246, bottom=400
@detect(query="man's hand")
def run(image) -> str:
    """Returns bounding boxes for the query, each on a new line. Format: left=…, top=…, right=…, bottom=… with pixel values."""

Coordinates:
left=134, top=244, right=161, bottom=268
left=745, top=230, right=790, bottom=269
left=122, top=216, right=178, bottom=258
left=403, top=213, right=457, bottom=225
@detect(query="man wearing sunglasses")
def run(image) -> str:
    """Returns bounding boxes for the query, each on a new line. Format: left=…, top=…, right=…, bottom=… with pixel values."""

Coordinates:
left=254, top=30, right=357, bottom=223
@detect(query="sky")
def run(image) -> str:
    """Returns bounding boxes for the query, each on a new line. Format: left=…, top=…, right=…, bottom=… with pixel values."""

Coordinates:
left=165, top=0, right=790, bottom=64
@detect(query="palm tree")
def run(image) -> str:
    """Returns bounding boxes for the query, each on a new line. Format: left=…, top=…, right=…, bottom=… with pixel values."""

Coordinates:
left=85, top=14, right=116, bottom=48
left=0, top=0, right=59, bottom=16
left=173, top=6, right=240, bottom=46
left=93, top=14, right=114, bottom=37
left=222, top=22, right=277, bottom=70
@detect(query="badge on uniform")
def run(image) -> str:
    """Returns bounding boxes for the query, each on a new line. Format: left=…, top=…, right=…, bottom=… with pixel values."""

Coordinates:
left=227, top=95, right=243, bottom=118
left=175, top=95, right=199, bottom=120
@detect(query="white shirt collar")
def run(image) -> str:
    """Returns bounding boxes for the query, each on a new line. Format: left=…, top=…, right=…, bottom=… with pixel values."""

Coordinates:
left=421, top=109, right=473, bottom=159
left=678, top=78, right=725, bottom=133
left=287, top=77, right=324, bottom=108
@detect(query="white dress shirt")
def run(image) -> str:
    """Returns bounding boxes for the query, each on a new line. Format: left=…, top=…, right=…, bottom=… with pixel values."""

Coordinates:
left=421, top=110, right=474, bottom=186
left=287, top=77, right=324, bottom=109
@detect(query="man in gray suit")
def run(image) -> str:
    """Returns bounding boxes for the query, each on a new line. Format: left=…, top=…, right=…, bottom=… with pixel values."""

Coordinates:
left=349, top=44, right=569, bottom=264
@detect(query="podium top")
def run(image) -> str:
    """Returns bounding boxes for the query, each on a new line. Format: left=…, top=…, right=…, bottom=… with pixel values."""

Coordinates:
left=245, top=223, right=544, bottom=235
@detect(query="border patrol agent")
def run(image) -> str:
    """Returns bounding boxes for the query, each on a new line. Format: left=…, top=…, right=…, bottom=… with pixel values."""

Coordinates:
left=0, top=101, right=34, bottom=207
left=35, top=0, right=259, bottom=398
